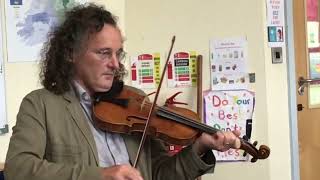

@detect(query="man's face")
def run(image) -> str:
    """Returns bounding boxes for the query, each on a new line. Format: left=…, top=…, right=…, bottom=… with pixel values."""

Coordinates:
left=73, top=24, right=123, bottom=95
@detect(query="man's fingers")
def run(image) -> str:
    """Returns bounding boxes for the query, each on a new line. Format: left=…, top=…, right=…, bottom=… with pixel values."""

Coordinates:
left=232, top=129, right=241, bottom=137
left=101, top=165, right=144, bottom=180
left=123, top=166, right=143, bottom=180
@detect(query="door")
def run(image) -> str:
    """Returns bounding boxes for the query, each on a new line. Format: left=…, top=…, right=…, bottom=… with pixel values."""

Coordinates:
left=293, top=0, right=320, bottom=180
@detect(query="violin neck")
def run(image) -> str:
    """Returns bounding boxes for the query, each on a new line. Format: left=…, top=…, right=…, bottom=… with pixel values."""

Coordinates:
left=156, top=107, right=218, bottom=134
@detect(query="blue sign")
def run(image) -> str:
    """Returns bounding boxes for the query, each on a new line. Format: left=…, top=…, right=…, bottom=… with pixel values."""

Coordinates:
left=10, top=0, right=22, bottom=5
left=268, top=26, right=277, bottom=42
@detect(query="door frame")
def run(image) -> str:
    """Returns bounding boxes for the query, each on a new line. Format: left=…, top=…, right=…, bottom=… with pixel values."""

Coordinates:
left=285, top=0, right=300, bottom=180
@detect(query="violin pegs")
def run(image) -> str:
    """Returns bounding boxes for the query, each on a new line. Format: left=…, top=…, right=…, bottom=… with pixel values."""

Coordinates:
left=243, top=151, right=247, bottom=157
left=239, top=137, right=270, bottom=162
left=242, top=135, right=249, bottom=141
left=251, top=158, right=258, bottom=163
left=258, top=145, right=271, bottom=159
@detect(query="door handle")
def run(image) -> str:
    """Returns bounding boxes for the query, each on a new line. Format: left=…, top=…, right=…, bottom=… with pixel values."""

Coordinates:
left=297, top=76, right=320, bottom=95
left=297, top=104, right=304, bottom=111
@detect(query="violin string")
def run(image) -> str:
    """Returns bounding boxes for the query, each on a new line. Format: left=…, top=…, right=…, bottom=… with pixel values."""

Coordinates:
left=129, top=97, right=218, bottom=134
left=157, top=107, right=218, bottom=133
left=130, top=97, right=200, bottom=123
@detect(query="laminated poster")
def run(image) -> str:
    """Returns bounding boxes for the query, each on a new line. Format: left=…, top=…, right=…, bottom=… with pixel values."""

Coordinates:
left=210, top=37, right=249, bottom=90
left=167, top=51, right=198, bottom=88
left=131, top=53, right=161, bottom=89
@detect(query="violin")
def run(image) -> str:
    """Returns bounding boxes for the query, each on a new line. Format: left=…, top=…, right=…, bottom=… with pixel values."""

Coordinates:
left=93, top=80, right=270, bottom=163
left=93, top=36, right=270, bottom=167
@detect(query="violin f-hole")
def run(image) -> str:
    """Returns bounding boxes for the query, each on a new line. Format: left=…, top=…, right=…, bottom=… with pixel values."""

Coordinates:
left=127, top=116, right=148, bottom=122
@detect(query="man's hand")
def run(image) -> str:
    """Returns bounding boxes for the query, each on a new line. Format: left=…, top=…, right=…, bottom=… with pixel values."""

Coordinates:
left=101, top=164, right=143, bottom=180
left=193, top=130, right=242, bottom=155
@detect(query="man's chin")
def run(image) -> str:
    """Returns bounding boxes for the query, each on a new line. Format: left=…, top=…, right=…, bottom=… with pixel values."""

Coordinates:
left=95, top=84, right=113, bottom=93
left=96, top=87, right=111, bottom=93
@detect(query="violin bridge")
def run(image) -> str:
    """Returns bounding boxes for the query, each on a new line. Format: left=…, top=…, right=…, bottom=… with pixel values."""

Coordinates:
left=140, top=98, right=147, bottom=111
left=140, top=91, right=155, bottom=111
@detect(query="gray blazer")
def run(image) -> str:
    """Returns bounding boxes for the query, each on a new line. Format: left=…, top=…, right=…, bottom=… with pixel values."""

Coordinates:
left=4, top=87, right=215, bottom=180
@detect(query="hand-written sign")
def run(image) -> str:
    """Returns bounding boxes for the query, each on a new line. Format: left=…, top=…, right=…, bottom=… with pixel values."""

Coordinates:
left=204, top=90, right=255, bottom=161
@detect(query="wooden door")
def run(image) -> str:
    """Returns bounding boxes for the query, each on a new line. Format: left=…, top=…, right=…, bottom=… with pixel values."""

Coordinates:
left=293, top=0, right=320, bottom=180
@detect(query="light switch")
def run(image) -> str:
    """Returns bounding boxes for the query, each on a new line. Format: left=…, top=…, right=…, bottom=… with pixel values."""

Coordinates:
left=271, top=47, right=283, bottom=64
left=248, top=73, right=255, bottom=83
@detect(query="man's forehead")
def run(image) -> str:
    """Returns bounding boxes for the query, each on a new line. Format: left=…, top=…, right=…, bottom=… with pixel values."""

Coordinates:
left=90, top=26, right=122, bottom=41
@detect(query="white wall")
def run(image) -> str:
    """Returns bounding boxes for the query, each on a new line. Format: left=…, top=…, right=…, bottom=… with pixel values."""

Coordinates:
left=0, top=0, right=293, bottom=180
left=0, top=0, right=125, bottom=162
left=0, top=0, right=41, bottom=162
left=125, top=0, right=291, bottom=180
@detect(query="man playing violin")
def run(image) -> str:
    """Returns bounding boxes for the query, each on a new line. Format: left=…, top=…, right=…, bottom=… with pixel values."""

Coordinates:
left=5, top=3, right=241, bottom=180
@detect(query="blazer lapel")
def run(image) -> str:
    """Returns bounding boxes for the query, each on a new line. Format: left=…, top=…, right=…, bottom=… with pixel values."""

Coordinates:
left=122, top=134, right=140, bottom=165
left=63, top=90, right=99, bottom=165
left=123, top=134, right=150, bottom=179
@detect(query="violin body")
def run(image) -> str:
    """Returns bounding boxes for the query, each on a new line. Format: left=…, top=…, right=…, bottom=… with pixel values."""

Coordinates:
left=94, top=86, right=202, bottom=145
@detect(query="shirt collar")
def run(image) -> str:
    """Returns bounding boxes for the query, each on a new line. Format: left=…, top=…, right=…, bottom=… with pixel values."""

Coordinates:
left=72, top=81, right=92, bottom=103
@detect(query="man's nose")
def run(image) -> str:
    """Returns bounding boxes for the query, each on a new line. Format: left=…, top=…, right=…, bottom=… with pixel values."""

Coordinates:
left=107, top=54, right=120, bottom=69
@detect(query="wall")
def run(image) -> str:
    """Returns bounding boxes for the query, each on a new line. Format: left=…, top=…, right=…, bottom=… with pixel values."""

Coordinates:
left=125, top=0, right=291, bottom=180
left=0, top=0, right=41, bottom=163
left=0, top=0, right=125, bottom=162
left=0, top=0, right=293, bottom=180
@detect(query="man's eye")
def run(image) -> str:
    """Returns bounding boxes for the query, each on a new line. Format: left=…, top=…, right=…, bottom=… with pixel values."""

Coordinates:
left=98, top=51, right=111, bottom=55
left=96, top=51, right=112, bottom=59
left=116, top=51, right=126, bottom=59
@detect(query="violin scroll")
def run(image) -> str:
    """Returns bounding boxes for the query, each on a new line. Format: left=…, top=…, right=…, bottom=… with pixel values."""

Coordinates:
left=240, top=138, right=270, bottom=163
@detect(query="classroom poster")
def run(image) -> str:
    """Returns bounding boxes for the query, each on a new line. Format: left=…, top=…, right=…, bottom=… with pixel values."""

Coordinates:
left=309, top=84, right=320, bottom=107
left=5, top=0, right=87, bottom=62
left=210, top=37, right=249, bottom=90
left=167, top=51, right=198, bottom=88
left=131, top=53, right=161, bottom=89
left=203, top=90, right=255, bottom=161
left=309, top=52, right=320, bottom=79
left=266, top=0, right=285, bottom=47
left=307, top=22, right=320, bottom=48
